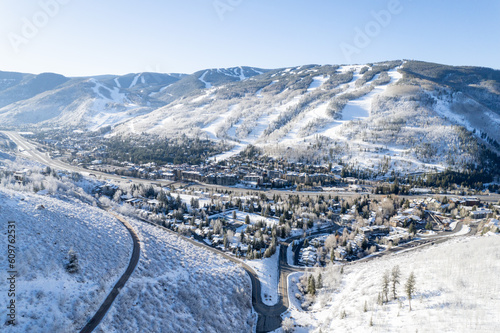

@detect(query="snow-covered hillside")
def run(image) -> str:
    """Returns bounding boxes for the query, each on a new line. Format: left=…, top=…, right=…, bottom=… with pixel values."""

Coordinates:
left=0, top=189, right=132, bottom=332
left=286, top=235, right=500, bottom=333
left=114, top=62, right=401, bottom=156
left=96, top=218, right=254, bottom=333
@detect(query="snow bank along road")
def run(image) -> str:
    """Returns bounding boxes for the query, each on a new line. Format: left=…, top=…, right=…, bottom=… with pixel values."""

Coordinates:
left=133, top=215, right=286, bottom=333
left=80, top=211, right=141, bottom=333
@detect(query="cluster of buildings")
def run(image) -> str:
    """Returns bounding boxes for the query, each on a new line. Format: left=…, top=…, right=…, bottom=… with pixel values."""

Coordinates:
left=101, top=159, right=342, bottom=189
left=171, top=160, right=340, bottom=188
left=27, top=131, right=362, bottom=190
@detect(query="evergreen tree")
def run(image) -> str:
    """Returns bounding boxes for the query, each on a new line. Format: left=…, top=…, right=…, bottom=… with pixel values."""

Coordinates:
left=308, top=275, right=316, bottom=295
left=263, top=205, right=269, bottom=217
left=405, top=272, right=416, bottom=311
left=192, top=198, right=199, bottom=209
left=247, top=245, right=253, bottom=259
left=391, top=265, right=401, bottom=300
left=317, top=273, right=323, bottom=289
left=408, top=223, right=416, bottom=235
left=382, top=270, right=390, bottom=303
left=245, top=215, right=251, bottom=224
left=66, top=249, right=79, bottom=274
left=157, top=190, right=167, bottom=204
left=425, top=220, right=433, bottom=230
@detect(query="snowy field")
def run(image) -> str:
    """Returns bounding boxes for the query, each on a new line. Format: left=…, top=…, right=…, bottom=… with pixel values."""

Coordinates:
left=0, top=189, right=132, bottom=332
left=245, top=245, right=280, bottom=306
left=210, top=210, right=278, bottom=229
left=97, top=218, right=254, bottom=333
left=176, top=193, right=210, bottom=211
left=285, top=235, right=500, bottom=333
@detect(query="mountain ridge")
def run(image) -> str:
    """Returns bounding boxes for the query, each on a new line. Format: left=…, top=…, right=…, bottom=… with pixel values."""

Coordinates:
left=1, top=60, right=499, bottom=177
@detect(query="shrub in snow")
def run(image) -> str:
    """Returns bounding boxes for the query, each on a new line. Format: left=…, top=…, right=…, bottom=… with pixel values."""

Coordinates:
left=282, top=317, right=295, bottom=332
left=65, top=249, right=79, bottom=274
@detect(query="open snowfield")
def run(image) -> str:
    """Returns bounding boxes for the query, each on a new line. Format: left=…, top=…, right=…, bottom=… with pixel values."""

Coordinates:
left=210, top=210, right=278, bottom=229
left=86, top=78, right=151, bottom=131
left=0, top=189, right=132, bottom=332
left=245, top=245, right=280, bottom=306
left=286, top=235, right=500, bottom=333
left=97, top=218, right=254, bottom=333
left=176, top=193, right=210, bottom=211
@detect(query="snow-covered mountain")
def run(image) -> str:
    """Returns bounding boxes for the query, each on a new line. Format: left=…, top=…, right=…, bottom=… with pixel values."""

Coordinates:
left=113, top=60, right=500, bottom=174
left=1, top=61, right=499, bottom=174
left=0, top=66, right=267, bottom=131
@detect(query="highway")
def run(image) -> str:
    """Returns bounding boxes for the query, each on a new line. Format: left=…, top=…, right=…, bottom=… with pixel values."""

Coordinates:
left=1, top=131, right=178, bottom=187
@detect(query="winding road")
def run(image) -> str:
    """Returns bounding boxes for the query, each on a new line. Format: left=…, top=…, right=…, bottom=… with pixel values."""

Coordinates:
left=1, top=132, right=146, bottom=332
left=80, top=212, right=141, bottom=333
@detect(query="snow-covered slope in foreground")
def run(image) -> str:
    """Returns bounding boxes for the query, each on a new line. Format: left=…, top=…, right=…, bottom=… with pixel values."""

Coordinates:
left=288, top=235, right=500, bottom=333
left=0, top=189, right=132, bottom=332
left=96, top=219, right=254, bottom=333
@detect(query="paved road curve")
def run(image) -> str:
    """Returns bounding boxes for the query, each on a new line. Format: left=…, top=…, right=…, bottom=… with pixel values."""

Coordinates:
left=0, top=132, right=144, bottom=332
left=80, top=212, right=141, bottom=333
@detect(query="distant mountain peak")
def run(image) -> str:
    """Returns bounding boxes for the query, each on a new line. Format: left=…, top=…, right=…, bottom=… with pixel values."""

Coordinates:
left=0, top=60, right=499, bottom=175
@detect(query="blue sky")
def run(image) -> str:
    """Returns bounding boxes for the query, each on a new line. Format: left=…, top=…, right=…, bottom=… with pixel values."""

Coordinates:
left=1, top=0, right=499, bottom=76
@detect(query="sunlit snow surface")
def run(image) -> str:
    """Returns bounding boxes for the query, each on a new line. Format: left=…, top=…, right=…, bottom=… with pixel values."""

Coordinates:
left=0, top=189, right=131, bottom=332
left=285, top=235, right=500, bottom=333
